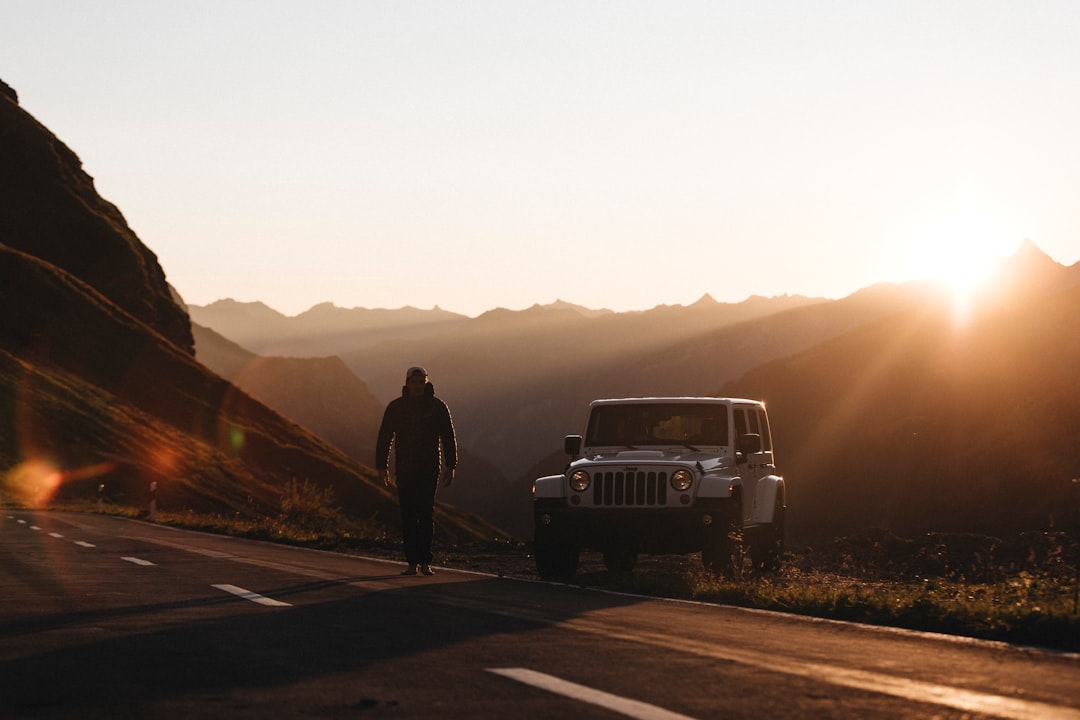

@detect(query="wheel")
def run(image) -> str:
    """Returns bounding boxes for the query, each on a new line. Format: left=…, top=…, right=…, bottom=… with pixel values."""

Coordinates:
left=750, top=496, right=785, bottom=573
left=602, top=545, right=638, bottom=572
left=534, top=529, right=580, bottom=581
left=702, top=503, right=743, bottom=578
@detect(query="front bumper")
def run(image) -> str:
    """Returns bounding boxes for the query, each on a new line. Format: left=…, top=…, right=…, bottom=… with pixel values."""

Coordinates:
left=533, top=498, right=737, bottom=553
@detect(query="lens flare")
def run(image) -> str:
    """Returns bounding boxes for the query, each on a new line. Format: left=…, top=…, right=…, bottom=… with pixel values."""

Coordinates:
left=2, top=458, right=120, bottom=508
left=4, top=458, right=62, bottom=507
left=229, top=425, right=245, bottom=455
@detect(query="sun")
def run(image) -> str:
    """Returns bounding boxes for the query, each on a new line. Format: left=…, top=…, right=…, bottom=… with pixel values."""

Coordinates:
left=906, top=200, right=1019, bottom=321
left=933, top=213, right=1005, bottom=289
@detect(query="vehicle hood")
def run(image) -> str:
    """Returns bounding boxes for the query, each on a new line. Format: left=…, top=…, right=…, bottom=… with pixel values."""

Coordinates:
left=574, top=447, right=733, bottom=471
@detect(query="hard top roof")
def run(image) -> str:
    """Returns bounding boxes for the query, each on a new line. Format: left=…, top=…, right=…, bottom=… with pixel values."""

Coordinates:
left=588, top=397, right=763, bottom=407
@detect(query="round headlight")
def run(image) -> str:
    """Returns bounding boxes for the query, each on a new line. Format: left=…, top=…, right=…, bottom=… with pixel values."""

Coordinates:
left=670, top=469, right=693, bottom=491
left=569, top=471, right=591, bottom=492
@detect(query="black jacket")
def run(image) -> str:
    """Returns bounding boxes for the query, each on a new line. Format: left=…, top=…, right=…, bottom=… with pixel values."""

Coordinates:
left=375, top=382, right=457, bottom=471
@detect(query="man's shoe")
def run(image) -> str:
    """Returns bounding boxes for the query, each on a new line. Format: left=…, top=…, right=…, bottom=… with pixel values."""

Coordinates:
left=401, top=565, right=418, bottom=576
left=420, top=565, right=434, bottom=576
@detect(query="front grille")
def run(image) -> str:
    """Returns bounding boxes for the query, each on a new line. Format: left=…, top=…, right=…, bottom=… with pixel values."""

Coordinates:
left=592, top=471, right=669, bottom=506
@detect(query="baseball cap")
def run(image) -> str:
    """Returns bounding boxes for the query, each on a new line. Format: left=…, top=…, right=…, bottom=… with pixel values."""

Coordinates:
left=406, top=366, right=428, bottom=381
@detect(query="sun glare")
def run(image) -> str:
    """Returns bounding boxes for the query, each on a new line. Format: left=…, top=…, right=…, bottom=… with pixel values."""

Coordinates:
left=907, top=200, right=1019, bottom=322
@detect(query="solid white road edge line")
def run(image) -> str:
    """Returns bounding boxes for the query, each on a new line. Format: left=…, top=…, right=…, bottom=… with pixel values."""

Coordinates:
left=488, top=668, right=697, bottom=720
left=444, top=592, right=1079, bottom=720
left=568, top=620, right=1080, bottom=720
left=212, top=584, right=292, bottom=607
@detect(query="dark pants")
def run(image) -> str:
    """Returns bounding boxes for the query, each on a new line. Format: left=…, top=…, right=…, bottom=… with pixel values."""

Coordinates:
left=396, top=464, right=439, bottom=565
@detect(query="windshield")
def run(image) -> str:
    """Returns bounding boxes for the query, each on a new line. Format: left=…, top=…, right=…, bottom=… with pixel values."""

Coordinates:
left=585, top=404, right=729, bottom=447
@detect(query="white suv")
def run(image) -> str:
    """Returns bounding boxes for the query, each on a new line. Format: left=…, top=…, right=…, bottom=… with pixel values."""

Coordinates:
left=532, top=397, right=786, bottom=580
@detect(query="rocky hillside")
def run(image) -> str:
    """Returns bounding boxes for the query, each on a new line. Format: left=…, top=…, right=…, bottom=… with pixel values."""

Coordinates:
left=0, top=78, right=192, bottom=353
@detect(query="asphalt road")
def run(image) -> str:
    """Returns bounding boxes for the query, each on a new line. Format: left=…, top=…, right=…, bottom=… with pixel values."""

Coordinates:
left=2, top=510, right=1079, bottom=719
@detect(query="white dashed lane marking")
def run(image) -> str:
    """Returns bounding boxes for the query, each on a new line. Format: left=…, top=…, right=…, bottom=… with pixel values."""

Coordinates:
left=15, top=523, right=291, bottom=611
left=489, top=668, right=697, bottom=720
left=121, top=556, right=156, bottom=566
left=212, top=584, right=292, bottom=607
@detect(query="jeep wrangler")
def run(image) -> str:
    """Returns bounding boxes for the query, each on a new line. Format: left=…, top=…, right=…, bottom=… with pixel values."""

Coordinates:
left=532, top=397, right=786, bottom=580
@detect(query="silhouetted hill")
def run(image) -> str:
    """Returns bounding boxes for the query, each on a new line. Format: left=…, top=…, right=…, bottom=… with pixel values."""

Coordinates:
left=721, top=260, right=1080, bottom=540
left=588, top=283, right=940, bottom=401
left=985, top=239, right=1079, bottom=300
left=0, top=79, right=502, bottom=544
left=0, top=79, right=193, bottom=353
left=541, top=299, right=614, bottom=318
left=192, top=323, right=384, bottom=461
left=189, top=321, right=264, bottom=379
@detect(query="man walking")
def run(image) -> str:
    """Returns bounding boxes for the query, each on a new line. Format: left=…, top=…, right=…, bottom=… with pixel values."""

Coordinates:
left=375, top=366, right=457, bottom=576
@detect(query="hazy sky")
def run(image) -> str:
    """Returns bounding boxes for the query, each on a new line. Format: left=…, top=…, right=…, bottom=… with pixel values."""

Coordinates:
left=4, top=2, right=1078, bottom=317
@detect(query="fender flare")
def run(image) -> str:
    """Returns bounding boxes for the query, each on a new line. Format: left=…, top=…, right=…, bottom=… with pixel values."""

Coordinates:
left=762, top=476, right=786, bottom=522
left=698, top=474, right=740, bottom=498
left=533, top=474, right=566, bottom=499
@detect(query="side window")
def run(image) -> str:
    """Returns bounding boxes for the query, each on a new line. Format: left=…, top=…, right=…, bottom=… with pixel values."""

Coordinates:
left=755, top=409, right=773, bottom=451
left=734, top=408, right=748, bottom=438
left=735, top=406, right=771, bottom=452
left=747, top=409, right=761, bottom=437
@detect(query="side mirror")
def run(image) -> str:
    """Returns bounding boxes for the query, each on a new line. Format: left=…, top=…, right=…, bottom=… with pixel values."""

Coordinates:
left=564, top=435, right=582, bottom=457
left=736, top=433, right=762, bottom=457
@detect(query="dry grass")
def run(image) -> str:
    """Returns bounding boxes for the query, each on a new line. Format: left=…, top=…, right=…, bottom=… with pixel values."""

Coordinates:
left=571, top=530, right=1080, bottom=653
